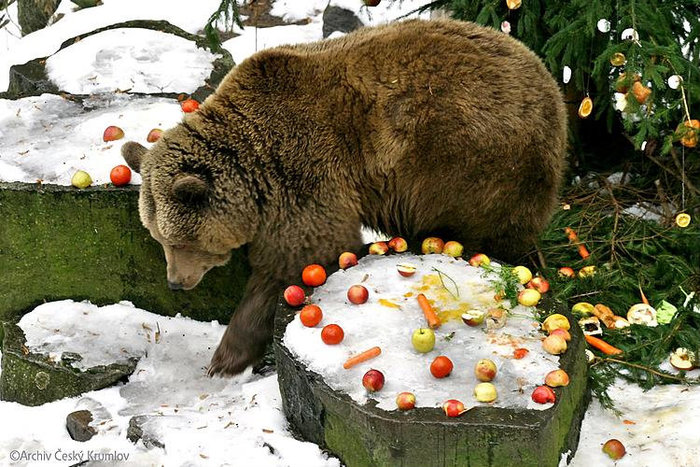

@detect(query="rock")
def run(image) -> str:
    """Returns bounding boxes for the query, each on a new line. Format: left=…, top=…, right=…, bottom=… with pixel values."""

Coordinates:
left=0, top=322, right=138, bottom=406
left=2, top=58, right=59, bottom=99
left=17, top=0, right=60, bottom=35
left=126, top=415, right=165, bottom=449
left=66, top=410, right=97, bottom=442
left=322, top=6, right=363, bottom=38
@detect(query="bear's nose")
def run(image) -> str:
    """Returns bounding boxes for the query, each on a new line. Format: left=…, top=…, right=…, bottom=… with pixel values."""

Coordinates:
left=167, top=281, right=184, bottom=290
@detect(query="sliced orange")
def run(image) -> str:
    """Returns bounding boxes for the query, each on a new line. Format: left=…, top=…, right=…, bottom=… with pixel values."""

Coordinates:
left=677, top=119, right=700, bottom=148
left=632, top=81, right=651, bottom=104
left=610, top=52, right=626, bottom=67
left=578, top=97, right=593, bottom=119
left=675, top=213, right=691, bottom=228
left=506, top=0, right=522, bottom=9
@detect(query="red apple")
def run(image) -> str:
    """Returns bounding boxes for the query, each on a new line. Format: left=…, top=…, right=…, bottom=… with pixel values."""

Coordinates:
left=442, top=399, right=467, bottom=417
left=558, top=267, right=575, bottom=279
left=338, top=252, right=358, bottom=269
left=397, top=263, right=417, bottom=277
left=146, top=128, right=162, bottom=143
left=544, top=369, right=570, bottom=387
left=347, top=285, right=369, bottom=304
left=103, top=125, right=124, bottom=142
left=363, top=0, right=381, bottom=6
left=387, top=237, right=408, bottom=252
left=602, top=439, right=626, bottom=460
left=362, top=369, right=385, bottom=392
left=421, top=237, right=444, bottom=254
left=549, top=328, right=571, bottom=342
left=284, top=285, right=305, bottom=307
left=474, top=359, right=497, bottom=382
left=181, top=98, right=199, bottom=113
left=527, top=276, right=550, bottom=294
left=369, top=242, right=389, bottom=255
left=443, top=241, right=464, bottom=258
left=531, top=385, right=556, bottom=404
left=468, top=253, right=491, bottom=267
left=395, top=392, right=416, bottom=410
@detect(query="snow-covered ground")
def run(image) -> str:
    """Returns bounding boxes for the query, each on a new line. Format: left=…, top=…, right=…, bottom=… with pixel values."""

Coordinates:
left=2, top=296, right=700, bottom=466
left=284, top=254, right=560, bottom=411
left=0, top=0, right=432, bottom=185
left=1, top=300, right=340, bottom=467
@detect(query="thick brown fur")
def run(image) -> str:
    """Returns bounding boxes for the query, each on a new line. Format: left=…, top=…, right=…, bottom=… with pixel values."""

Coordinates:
left=122, top=19, right=568, bottom=377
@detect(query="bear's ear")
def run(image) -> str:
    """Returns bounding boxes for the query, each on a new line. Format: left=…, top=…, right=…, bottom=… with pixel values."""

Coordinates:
left=172, top=175, right=209, bottom=204
left=122, top=142, right=147, bottom=173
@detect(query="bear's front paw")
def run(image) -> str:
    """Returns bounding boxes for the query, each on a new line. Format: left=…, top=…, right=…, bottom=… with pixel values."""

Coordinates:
left=208, top=341, right=256, bottom=377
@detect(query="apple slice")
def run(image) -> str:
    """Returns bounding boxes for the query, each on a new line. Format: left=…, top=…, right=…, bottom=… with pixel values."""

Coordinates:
left=669, top=347, right=696, bottom=371
left=396, top=263, right=417, bottom=277
left=461, top=310, right=485, bottom=327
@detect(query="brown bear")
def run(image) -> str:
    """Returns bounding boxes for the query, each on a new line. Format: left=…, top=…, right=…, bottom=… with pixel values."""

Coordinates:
left=121, top=18, right=567, bottom=377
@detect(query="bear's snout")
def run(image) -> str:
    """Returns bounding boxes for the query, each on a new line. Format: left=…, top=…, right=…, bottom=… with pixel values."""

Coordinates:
left=167, top=280, right=185, bottom=290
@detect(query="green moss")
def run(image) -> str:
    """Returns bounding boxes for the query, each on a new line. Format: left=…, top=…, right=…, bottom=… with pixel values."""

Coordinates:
left=0, top=182, right=250, bottom=323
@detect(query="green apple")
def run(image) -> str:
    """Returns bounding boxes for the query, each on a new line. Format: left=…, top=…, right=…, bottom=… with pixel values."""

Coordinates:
left=411, top=328, right=435, bottom=353
left=71, top=170, right=92, bottom=189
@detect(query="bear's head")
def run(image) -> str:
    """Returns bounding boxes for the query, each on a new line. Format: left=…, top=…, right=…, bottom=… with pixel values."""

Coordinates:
left=121, top=124, right=259, bottom=290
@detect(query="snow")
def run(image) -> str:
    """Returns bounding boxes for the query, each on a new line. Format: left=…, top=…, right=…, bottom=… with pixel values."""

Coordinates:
left=0, top=300, right=340, bottom=467
left=0, top=0, right=222, bottom=93
left=0, top=93, right=184, bottom=185
left=46, top=28, right=218, bottom=95
left=270, top=0, right=328, bottom=23
left=284, top=254, right=560, bottom=411
left=223, top=22, right=325, bottom=66
left=3, top=298, right=700, bottom=466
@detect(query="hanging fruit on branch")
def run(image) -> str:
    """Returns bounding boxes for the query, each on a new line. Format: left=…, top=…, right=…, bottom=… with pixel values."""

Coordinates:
left=675, top=213, right=691, bottom=228
left=506, top=0, right=522, bottom=10
left=578, top=96, right=593, bottom=119
left=610, top=53, right=626, bottom=67
left=676, top=119, right=699, bottom=148
left=631, top=81, right=651, bottom=104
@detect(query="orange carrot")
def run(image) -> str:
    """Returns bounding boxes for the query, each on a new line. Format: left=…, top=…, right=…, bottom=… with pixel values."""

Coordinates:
left=417, top=294, right=441, bottom=329
left=584, top=335, right=623, bottom=355
left=577, top=244, right=590, bottom=259
left=639, top=285, right=649, bottom=305
left=564, top=227, right=579, bottom=242
left=343, top=346, right=381, bottom=369
left=565, top=227, right=590, bottom=259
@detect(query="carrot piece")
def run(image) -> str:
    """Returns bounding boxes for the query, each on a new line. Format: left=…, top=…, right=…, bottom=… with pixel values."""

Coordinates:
left=639, top=285, right=649, bottom=305
left=565, top=227, right=590, bottom=259
left=577, top=244, right=590, bottom=259
left=343, top=346, right=381, bottom=369
left=417, top=293, right=441, bottom=329
left=584, top=334, right=623, bottom=355
left=564, top=227, right=579, bottom=242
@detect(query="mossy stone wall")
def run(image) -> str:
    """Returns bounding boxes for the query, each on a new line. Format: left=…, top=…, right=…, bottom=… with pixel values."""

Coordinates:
left=0, top=182, right=249, bottom=323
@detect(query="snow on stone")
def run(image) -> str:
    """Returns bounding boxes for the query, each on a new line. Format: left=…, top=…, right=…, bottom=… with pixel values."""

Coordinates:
left=284, top=254, right=560, bottom=411
left=329, top=0, right=433, bottom=26
left=46, top=28, right=218, bottom=95
left=0, top=93, right=183, bottom=185
left=270, top=0, right=328, bottom=23
left=0, top=0, right=222, bottom=92
left=223, top=22, right=324, bottom=65
left=0, top=300, right=340, bottom=467
left=222, top=0, right=433, bottom=67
